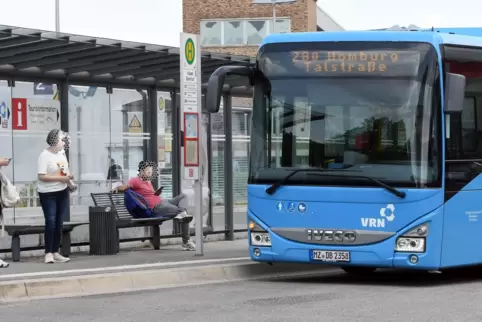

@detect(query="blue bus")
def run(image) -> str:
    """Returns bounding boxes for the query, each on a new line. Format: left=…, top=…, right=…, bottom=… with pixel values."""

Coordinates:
left=205, top=30, right=482, bottom=274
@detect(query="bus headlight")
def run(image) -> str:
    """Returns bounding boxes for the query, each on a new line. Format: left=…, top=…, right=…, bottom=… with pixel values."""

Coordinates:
left=395, top=237, right=425, bottom=253
left=250, top=232, right=271, bottom=246
left=249, top=220, right=272, bottom=246
left=395, top=223, right=428, bottom=253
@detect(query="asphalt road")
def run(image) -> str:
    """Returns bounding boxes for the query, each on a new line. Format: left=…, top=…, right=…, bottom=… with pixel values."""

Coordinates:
left=3, top=267, right=482, bottom=321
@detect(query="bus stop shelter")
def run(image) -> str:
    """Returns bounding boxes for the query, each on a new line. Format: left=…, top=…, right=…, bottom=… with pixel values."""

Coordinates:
left=0, top=24, right=254, bottom=253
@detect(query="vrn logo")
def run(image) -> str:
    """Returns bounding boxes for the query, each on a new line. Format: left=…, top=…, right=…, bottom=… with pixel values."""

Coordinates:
left=361, top=204, right=396, bottom=228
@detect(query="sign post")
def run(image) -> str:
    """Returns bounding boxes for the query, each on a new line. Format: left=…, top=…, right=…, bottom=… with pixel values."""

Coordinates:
left=180, top=32, right=204, bottom=256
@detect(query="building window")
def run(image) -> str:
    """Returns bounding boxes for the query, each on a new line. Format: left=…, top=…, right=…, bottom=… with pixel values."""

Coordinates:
left=201, top=21, right=222, bottom=46
left=275, top=19, right=291, bottom=33
left=246, top=20, right=268, bottom=45
left=200, top=18, right=291, bottom=47
left=224, top=21, right=244, bottom=45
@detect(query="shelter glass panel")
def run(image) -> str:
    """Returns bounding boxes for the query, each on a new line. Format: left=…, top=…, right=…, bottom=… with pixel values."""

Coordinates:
left=232, top=104, right=251, bottom=230
left=11, top=81, right=59, bottom=224
left=157, top=91, right=173, bottom=200
left=157, top=91, right=173, bottom=234
left=0, top=81, right=13, bottom=224
left=110, top=88, right=149, bottom=188
left=211, top=105, right=225, bottom=231
left=67, top=85, right=110, bottom=220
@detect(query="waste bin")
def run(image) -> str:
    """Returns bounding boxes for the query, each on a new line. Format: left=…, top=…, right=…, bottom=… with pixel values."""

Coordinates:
left=89, top=206, right=118, bottom=255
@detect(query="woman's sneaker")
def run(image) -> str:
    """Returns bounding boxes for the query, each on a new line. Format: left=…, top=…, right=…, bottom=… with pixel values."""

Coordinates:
left=45, top=253, right=54, bottom=264
left=175, top=211, right=188, bottom=220
left=53, top=252, right=70, bottom=263
left=182, top=240, right=196, bottom=251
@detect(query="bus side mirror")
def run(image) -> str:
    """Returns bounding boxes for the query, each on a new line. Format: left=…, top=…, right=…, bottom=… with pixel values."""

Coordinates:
left=444, top=72, right=466, bottom=113
left=206, top=65, right=254, bottom=113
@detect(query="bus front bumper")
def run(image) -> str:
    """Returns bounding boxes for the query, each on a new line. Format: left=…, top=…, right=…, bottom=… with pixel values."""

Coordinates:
left=249, top=227, right=440, bottom=270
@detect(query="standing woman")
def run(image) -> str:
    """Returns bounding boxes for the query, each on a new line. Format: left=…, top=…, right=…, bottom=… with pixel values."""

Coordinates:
left=37, top=129, right=73, bottom=264
left=0, top=156, right=11, bottom=268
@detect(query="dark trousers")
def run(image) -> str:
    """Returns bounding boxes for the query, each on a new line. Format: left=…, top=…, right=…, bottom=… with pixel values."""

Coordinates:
left=39, top=188, right=69, bottom=254
left=152, top=194, right=191, bottom=243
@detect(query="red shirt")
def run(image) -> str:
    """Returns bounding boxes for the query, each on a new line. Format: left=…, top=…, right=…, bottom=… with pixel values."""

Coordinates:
left=128, top=176, right=162, bottom=208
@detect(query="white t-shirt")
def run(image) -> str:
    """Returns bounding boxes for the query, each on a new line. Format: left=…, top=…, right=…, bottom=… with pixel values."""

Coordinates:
left=37, top=149, right=70, bottom=193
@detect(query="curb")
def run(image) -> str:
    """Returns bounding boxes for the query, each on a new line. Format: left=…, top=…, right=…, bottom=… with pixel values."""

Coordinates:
left=0, top=261, right=331, bottom=302
left=0, top=232, right=248, bottom=261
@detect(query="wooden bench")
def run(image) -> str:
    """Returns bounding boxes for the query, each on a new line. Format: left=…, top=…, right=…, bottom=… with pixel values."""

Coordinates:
left=5, top=221, right=88, bottom=262
left=90, top=192, right=168, bottom=250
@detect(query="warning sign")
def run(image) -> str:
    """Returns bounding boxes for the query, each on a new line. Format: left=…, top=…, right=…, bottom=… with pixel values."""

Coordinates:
left=128, top=115, right=142, bottom=133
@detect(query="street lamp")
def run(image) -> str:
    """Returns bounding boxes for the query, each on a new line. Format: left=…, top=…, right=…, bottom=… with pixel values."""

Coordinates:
left=252, top=0, right=296, bottom=34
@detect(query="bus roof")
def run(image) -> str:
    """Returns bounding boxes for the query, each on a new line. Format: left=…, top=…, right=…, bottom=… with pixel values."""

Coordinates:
left=427, top=28, right=482, bottom=37
left=260, top=30, right=482, bottom=49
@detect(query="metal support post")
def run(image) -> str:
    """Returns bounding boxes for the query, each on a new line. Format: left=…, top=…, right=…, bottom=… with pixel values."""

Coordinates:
left=121, top=105, right=129, bottom=180
left=7, top=80, right=14, bottom=223
left=146, top=87, right=158, bottom=241
left=59, top=82, right=71, bottom=256
left=171, top=91, right=181, bottom=196
left=206, top=111, right=214, bottom=228
left=171, top=91, right=182, bottom=235
left=223, top=94, right=234, bottom=240
left=139, top=89, right=149, bottom=162
left=147, top=87, right=159, bottom=188
left=59, top=83, right=70, bottom=163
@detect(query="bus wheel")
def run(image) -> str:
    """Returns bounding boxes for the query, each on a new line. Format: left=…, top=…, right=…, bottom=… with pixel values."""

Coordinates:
left=341, top=266, right=377, bottom=275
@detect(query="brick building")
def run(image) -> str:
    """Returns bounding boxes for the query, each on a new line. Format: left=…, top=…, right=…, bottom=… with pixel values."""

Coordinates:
left=182, top=0, right=344, bottom=57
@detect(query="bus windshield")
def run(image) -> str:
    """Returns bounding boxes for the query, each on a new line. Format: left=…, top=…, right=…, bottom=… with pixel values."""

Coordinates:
left=249, top=41, right=442, bottom=188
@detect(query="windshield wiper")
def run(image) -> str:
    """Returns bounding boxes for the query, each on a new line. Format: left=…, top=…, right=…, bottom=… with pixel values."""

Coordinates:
left=265, top=168, right=352, bottom=195
left=265, top=169, right=406, bottom=199
left=306, top=172, right=406, bottom=199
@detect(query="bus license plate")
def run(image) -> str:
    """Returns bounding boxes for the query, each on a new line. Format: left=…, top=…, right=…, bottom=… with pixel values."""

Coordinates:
left=311, top=250, right=350, bottom=262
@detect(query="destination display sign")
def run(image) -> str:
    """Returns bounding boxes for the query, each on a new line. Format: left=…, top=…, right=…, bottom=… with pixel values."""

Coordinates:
left=292, top=50, right=420, bottom=75
left=262, top=50, right=422, bottom=77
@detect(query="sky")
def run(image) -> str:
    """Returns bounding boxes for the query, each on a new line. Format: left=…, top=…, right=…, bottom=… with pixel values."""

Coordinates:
left=0, top=0, right=480, bottom=47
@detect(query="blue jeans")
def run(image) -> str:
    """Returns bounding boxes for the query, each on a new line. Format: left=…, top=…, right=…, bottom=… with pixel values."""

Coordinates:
left=39, top=188, right=69, bottom=254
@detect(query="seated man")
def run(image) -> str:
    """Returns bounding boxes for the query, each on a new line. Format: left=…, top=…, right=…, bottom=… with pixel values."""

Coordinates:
left=113, top=161, right=196, bottom=251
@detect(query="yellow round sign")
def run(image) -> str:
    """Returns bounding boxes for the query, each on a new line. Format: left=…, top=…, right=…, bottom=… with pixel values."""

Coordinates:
left=185, top=38, right=195, bottom=65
